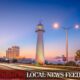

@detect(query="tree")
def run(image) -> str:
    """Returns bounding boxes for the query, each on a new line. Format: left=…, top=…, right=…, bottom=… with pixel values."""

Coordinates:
left=12, top=59, right=17, bottom=63
left=75, top=50, right=80, bottom=61
left=65, top=61, right=76, bottom=66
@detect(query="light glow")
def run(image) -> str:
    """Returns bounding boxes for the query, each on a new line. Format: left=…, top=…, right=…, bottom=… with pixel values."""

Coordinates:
left=75, top=24, right=80, bottom=29
left=52, top=22, right=60, bottom=29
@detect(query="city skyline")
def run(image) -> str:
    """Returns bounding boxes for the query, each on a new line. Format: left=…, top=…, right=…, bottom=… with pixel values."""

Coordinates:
left=0, top=0, right=80, bottom=60
left=6, top=46, right=20, bottom=59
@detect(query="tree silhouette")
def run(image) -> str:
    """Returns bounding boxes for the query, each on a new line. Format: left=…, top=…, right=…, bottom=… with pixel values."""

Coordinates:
left=75, top=50, right=80, bottom=61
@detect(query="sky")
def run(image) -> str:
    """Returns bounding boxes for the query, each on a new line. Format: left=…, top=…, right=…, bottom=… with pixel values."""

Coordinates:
left=0, top=0, right=80, bottom=60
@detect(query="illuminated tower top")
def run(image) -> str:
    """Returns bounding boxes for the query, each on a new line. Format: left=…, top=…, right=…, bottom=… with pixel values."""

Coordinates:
left=36, top=22, right=45, bottom=32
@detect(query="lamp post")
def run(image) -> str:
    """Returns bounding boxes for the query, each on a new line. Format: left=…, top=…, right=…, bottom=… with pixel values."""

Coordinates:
left=52, top=23, right=80, bottom=62
left=63, top=28, right=70, bottom=62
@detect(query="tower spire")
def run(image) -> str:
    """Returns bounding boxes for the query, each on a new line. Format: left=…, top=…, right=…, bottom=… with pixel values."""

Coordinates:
left=35, top=22, right=45, bottom=65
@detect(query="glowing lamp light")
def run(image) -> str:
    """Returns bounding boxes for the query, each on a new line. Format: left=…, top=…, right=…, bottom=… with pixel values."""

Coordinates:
left=38, top=26, right=43, bottom=29
left=52, top=23, right=60, bottom=29
left=75, top=24, right=80, bottom=29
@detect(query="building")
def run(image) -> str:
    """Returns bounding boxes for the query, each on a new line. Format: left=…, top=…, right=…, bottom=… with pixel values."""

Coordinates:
left=17, top=58, right=34, bottom=64
left=35, top=22, right=45, bottom=65
left=6, top=46, right=20, bottom=59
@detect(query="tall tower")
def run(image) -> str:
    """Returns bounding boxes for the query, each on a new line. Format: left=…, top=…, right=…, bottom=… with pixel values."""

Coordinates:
left=36, top=22, right=45, bottom=65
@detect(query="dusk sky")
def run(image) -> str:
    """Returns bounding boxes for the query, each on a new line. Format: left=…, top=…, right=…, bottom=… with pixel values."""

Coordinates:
left=0, top=0, right=80, bottom=60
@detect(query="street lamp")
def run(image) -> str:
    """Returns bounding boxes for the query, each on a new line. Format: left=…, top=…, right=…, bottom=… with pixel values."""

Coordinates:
left=52, top=23, right=79, bottom=62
